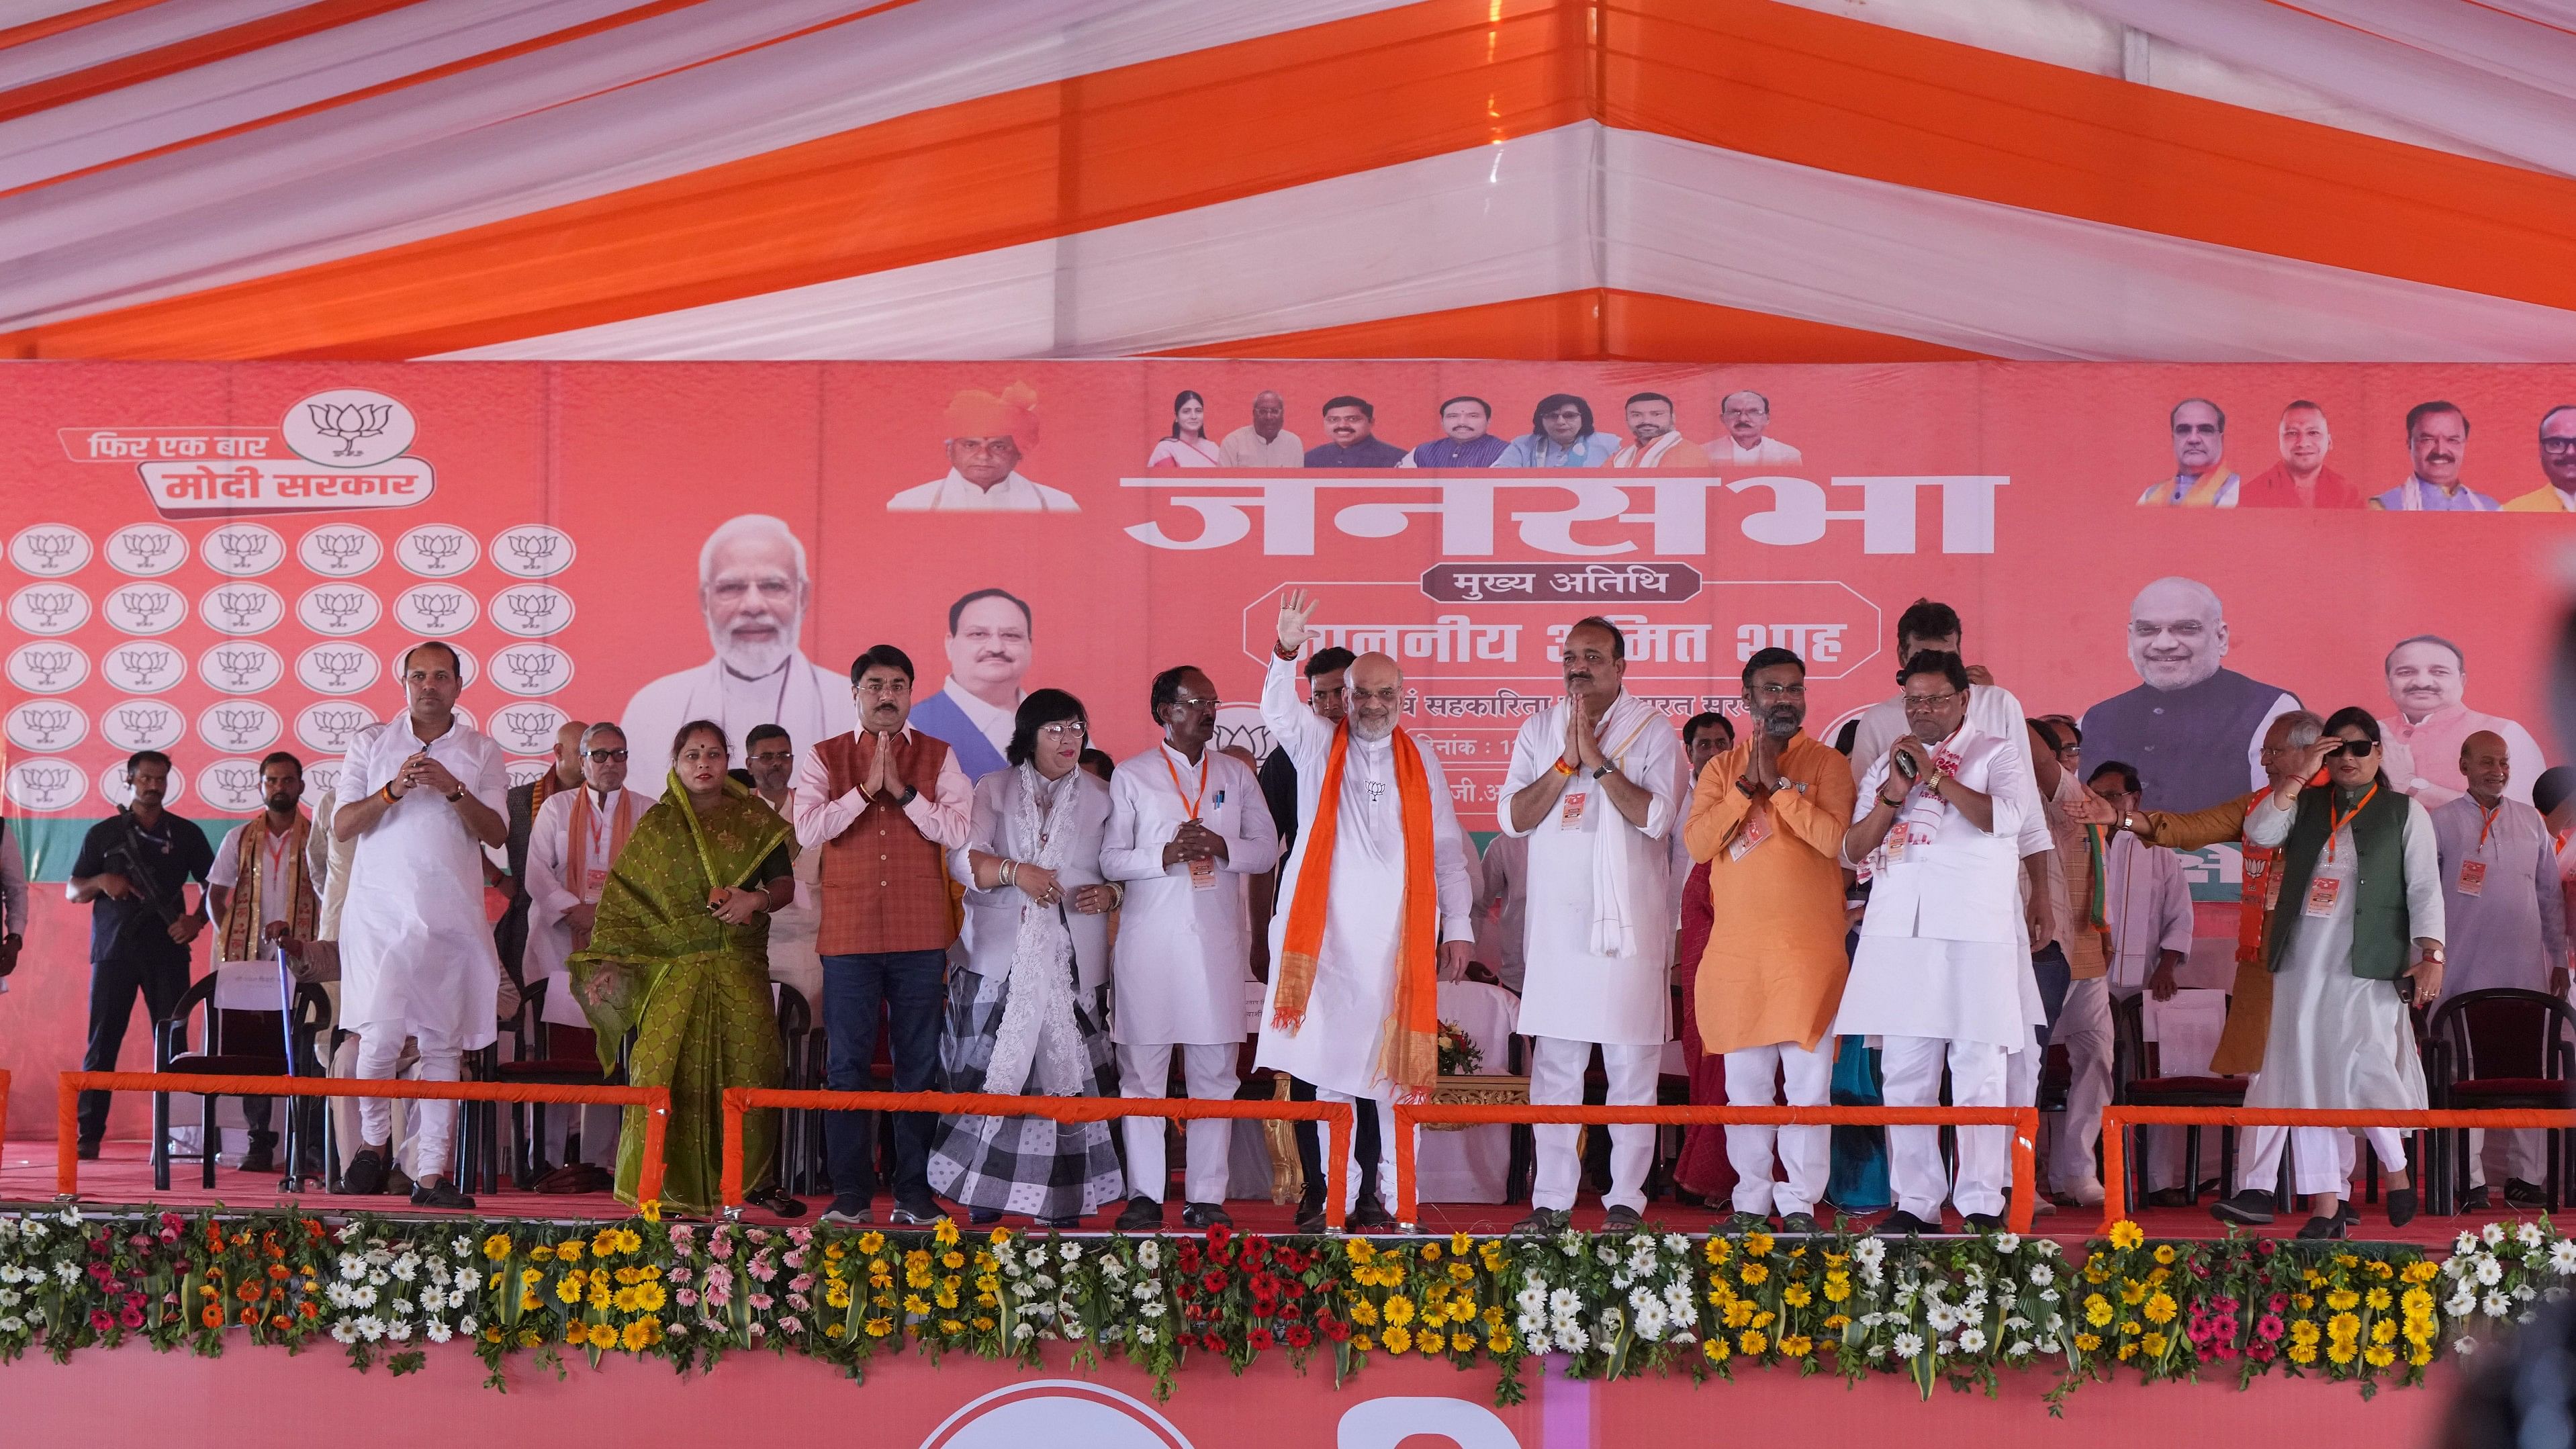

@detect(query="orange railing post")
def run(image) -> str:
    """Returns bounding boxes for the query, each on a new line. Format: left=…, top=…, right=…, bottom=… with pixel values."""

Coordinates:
left=1391, top=1103, right=2042, bottom=1233
left=54, top=1071, right=670, bottom=1205
left=2096, top=1105, right=2576, bottom=1233
left=719, top=1088, right=1356, bottom=1228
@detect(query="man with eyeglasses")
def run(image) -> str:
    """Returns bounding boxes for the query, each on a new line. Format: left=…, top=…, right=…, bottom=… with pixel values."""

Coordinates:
left=1499, top=616, right=1684, bottom=1234
left=2078, top=576, right=2301, bottom=815
left=498, top=720, right=586, bottom=1017
left=1837, top=651, right=2045, bottom=1233
left=1684, top=649, right=1854, bottom=1231
left=1103, top=665, right=1281, bottom=1231
left=2505, top=405, right=2576, bottom=512
left=793, top=645, right=975, bottom=1225
left=2137, top=398, right=2240, bottom=507
left=743, top=724, right=822, bottom=1012
left=520, top=721, right=651, bottom=1186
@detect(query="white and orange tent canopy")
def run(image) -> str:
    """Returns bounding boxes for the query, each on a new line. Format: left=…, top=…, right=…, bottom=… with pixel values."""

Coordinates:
left=3, top=0, right=2575, bottom=363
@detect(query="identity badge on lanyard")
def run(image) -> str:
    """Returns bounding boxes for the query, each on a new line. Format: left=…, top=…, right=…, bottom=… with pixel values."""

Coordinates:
left=1165, top=751, right=1219, bottom=891
left=1729, top=802, right=1773, bottom=861
left=2459, top=802, right=2501, bottom=896
left=1559, top=790, right=1587, bottom=830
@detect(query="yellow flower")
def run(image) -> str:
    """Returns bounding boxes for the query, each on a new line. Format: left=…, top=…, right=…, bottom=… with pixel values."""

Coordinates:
left=519, top=1291, right=541, bottom=1312
left=622, top=1320, right=656, bottom=1352
left=2107, top=1221, right=2144, bottom=1251
left=1704, top=1338, right=1731, bottom=1364
left=939, top=1319, right=962, bottom=1334
left=1743, top=1231, right=1775, bottom=1258
left=941, top=1250, right=964, bottom=1270
left=613, top=1287, right=639, bottom=1313
left=857, top=1231, right=885, bottom=1256
left=903, top=1293, right=929, bottom=1315
left=865, top=1319, right=892, bottom=1338
left=1348, top=1241, right=1376, bottom=1265
left=1487, top=1331, right=1513, bottom=1354
left=1780, top=1334, right=1813, bottom=1358
left=1740, top=1263, right=1769, bottom=1286
left=1383, top=1326, right=1413, bottom=1354
left=2327, top=1289, right=2360, bottom=1312
left=1739, top=1329, right=1768, bottom=1356
left=565, top=1321, right=590, bottom=1346
left=1782, top=1284, right=1812, bottom=1309
left=2084, top=1295, right=2113, bottom=1327
left=2405, top=1261, right=2441, bottom=1284
left=932, top=1218, right=960, bottom=1247
left=825, top=1323, right=846, bottom=1340
left=2143, top=1293, right=2177, bottom=1325
left=2371, top=1319, right=2397, bottom=1345
left=518, top=1329, right=543, bottom=1348
left=1704, top=1239, right=1733, bottom=1265
left=530, top=1245, right=556, bottom=1262
left=2119, top=1278, right=2148, bottom=1307
left=2290, top=1320, right=2320, bottom=1344
left=2327, top=1345, right=2356, bottom=1366
left=1421, top=1243, right=1442, bottom=1264
left=1483, top=1305, right=1505, bottom=1327
left=481, top=1233, right=514, bottom=1261
left=558, top=1240, right=586, bottom=1263
left=1445, top=1333, right=1471, bottom=1355
left=1448, top=1262, right=1473, bottom=1283
left=554, top=1275, right=583, bottom=1305
left=2116, top=1342, right=2136, bottom=1361
left=2074, top=1333, right=2101, bottom=1353
left=1383, top=1296, right=1415, bottom=1326
left=1823, top=1280, right=1851, bottom=1303
left=2140, top=1331, right=2168, bottom=1356
left=618, top=1229, right=643, bottom=1254
left=972, top=1317, right=995, bottom=1331
left=640, top=1201, right=661, bottom=1223
left=2366, top=1287, right=2392, bottom=1311
left=2154, top=1244, right=2176, bottom=1265
left=1451, top=1231, right=1472, bottom=1256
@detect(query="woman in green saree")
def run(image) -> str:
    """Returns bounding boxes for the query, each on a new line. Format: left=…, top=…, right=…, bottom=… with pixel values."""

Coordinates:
left=568, top=719, right=804, bottom=1218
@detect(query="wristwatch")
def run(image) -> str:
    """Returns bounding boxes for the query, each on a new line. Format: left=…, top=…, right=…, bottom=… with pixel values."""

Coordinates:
left=896, top=785, right=919, bottom=806
left=445, top=786, right=465, bottom=802
left=1591, top=763, right=1616, bottom=780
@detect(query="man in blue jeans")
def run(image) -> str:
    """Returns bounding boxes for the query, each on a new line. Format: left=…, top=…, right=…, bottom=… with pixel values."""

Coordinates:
left=790, top=645, right=974, bottom=1224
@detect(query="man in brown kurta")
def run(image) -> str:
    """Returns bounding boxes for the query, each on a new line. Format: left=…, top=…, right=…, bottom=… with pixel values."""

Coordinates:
left=1683, top=647, right=1855, bottom=1230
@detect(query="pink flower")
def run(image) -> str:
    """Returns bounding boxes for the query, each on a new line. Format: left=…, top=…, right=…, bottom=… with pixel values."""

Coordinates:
left=668, top=1266, right=693, bottom=1284
left=708, top=1234, right=733, bottom=1262
left=705, top=1266, right=733, bottom=1292
left=786, top=1227, right=813, bottom=1249
left=156, top=1228, right=178, bottom=1244
left=2266, top=1294, right=2289, bottom=1315
left=749, top=1293, right=772, bottom=1311
left=2255, top=1314, right=2285, bottom=1343
left=777, top=1316, right=802, bottom=1335
left=788, top=1273, right=814, bottom=1294
left=674, top=1289, right=698, bottom=1308
left=783, top=1250, right=806, bottom=1270
left=2248, top=1342, right=2276, bottom=1363
left=127, top=1233, right=151, bottom=1250
left=747, top=1256, right=777, bottom=1284
left=2211, top=1342, right=2239, bottom=1361
left=668, top=1225, right=697, bottom=1252
left=786, top=1293, right=809, bottom=1313
left=747, top=1229, right=770, bottom=1245
left=118, top=1305, right=143, bottom=1329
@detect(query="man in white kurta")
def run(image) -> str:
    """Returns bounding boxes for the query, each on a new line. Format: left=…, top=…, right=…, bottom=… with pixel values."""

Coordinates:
left=745, top=724, right=823, bottom=1010
left=1497, top=617, right=1682, bottom=1231
left=1254, top=600, right=1475, bottom=1220
left=1102, top=665, right=1282, bottom=1230
left=522, top=722, right=651, bottom=1170
left=332, top=643, right=509, bottom=1208
left=1837, top=653, right=2043, bottom=1231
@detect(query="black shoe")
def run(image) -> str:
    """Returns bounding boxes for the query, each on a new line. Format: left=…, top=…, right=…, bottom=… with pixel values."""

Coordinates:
left=2385, top=1188, right=2418, bottom=1229
left=1115, top=1196, right=1164, bottom=1232
left=1180, top=1202, right=1234, bottom=1231
left=1293, top=1198, right=1327, bottom=1234
left=1963, top=1212, right=2007, bottom=1231
left=968, top=1208, right=1002, bottom=1226
left=747, top=1189, right=808, bottom=1220
left=2142, top=1188, right=2191, bottom=1209
left=1723, top=1210, right=1772, bottom=1234
left=2296, top=1213, right=2348, bottom=1240
left=1600, top=1205, right=1644, bottom=1231
left=1779, top=1212, right=1821, bottom=1235
left=888, top=1196, right=947, bottom=1226
left=74, top=1139, right=99, bottom=1162
left=385, top=1165, right=413, bottom=1199
left=1511, top=1207, right=1570, bottom=1237
left=1345, top=1198, right=1396, bottom=1232
left=2506, top=1180, right=2552, bottom=1211
left=240, top=1135, right=277, bottom=1175
left=2463, top=1184, right=2495, bottom=1212
left=2209, top=1190, right=2276, bottom=1226
left=410, top=1178, right=475, bottom=1210
left=819, top=1199, right=871, bottom=1225
left=338, top=1147, right=387, bottom=1197
left=1876, top=1210, right=1938, bottom=1236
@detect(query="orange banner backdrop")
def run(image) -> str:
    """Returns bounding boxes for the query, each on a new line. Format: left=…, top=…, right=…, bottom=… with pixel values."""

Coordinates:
left=2, top=359, right=2569, bottom=1136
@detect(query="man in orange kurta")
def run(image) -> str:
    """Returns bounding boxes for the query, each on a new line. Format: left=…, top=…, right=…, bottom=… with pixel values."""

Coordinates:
left=1684, top=647, right=1855, bottom=1231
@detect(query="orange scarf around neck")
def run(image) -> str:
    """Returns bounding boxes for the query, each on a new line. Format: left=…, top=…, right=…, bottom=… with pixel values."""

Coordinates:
left=1272, top=722, right=1440, bottom=1099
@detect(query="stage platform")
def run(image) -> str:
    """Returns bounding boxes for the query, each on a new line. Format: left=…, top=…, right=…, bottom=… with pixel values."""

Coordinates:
left=1, top=1137, right=2513, bottom=1247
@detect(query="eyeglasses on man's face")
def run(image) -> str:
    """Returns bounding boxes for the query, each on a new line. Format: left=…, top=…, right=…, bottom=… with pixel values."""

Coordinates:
left=587, top=749, right=628, bottom=762
left=1901, top=690, right=1961, bottom=712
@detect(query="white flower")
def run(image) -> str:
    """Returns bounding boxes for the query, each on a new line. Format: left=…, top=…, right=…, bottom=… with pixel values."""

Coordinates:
left=2485, top=1292, right=2513, bottom=1318
left=2477, top=1256, right=2505, bottom=1286
left=1892, top=1331, right=1925, bottom=1358
left=2517, top=1285, right=2540, bottom=1303
left=2485, top=1223, right=2509, bottom=1246
left=329, top=1323, right=357, bottom=1344
left=387, top=1320, right=413, bottom=1342
left=1991, top=1233, right=2020, bottom=1254
left=392, top=1298, right=414, bottom=1317
left=1853, top=1237, right=1886, bottom=1265
left=1611, top=1271, right=1632, bottom=1291
left=448, top=1289, right=466, bottom=1309
left=1013, top=1323, right=1036, bottom=1342
left=1634, top=1301, right=1669, bottom=1341
left=390, top=1254, right=419, bottom=1282
left=1136, top=1242, right=1160, bottom=1270
left=2456, top=1231, right=2483, bottom=1255
left=459, top=1317, right=477, bottom=1336
left=1135, top=1325, right=1156, bottom=1346
left=426, top=1321, right=453, bottom=1344
left=1550, top=1288, right=1582, bottom=1318
left=2447, top=1290, right=2479, bottom=1317
left=1596, top=1244, right=1618, bottom=1265
left=2007, top=1340, right=2033, bottom=1358
left=1663, top=1233, right=1688, bottom=1254
left=1629, top=1286, right=1657, bottom=1313
left=1555, top=1323, right=1590, bottom=1354
left=324, top=1282, right=352, bottom=1308
left=2550, top=1242, right=2576, bottom=1275
left=356, top=1316, right=385, bottom=1342
left=351, top=1284, right=378, bottom=1309
left=1519, top=1313, right=1549, bottom=1340
left=1925, top=1303, right=1960, bottom=1333
left=1516, top=1286, right=1547, bottom=1314
left=2520, top=1223, right=2546, bottom=1249
left=1957, top=1327, right=1988, bottom=1354
left=1059, top=1242, right=1082, bottom=1263
left=51, top=1264, right=76, bottom=1286
left=1101, top=1258, right=1128, bottom=1278
left=1139, top=1301, right=1165, bottom=1319
left=338, top=1256, right=365, bottom=1281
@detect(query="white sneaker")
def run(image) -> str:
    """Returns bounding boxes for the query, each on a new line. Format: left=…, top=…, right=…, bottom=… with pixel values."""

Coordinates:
left=2056, top=1179, right=2106, bottom=1208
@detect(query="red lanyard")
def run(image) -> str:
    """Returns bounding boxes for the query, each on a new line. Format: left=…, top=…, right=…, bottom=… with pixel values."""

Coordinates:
left=2326, top=784, right=2378, bottom=862
left=1162, top=748, right=1209, bottom=820
left=2474, top=800, right=2501, bottom=849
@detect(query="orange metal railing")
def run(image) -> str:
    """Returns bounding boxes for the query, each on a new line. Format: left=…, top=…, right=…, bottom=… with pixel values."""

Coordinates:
left=719, top=1087, right=1355, bottom=1226
left=55, top=1071, right=671, bottom=1204
left=1390, top=1102, right=2042, bottom=1233
left=2099, top=1105, right=2576, bottom=1231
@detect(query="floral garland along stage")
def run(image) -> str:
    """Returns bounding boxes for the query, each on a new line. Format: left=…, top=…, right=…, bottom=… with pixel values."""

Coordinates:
left=0, top=1207, right=2565, bottom=1404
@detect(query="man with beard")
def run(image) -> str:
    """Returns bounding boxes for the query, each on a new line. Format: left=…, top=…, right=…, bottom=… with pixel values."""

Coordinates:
left=2138, top=398, right=2240, bottom=507
left=2377, top=635, right=2547, bottom=809
left=2505, top=405, right=2576, bottom=512
left=743, top=724, right=823, bottom=1011
left=1837, top=651, right=2043, bottom=1233
left=888, top=383, right=1076, bottom=511
left=203, top=751, right=320, bottom=1175
left=622, top=514, right=856, bottom=785
left=522, top=722, right=653, bottom=1184
left=792, top=645, right=973, bottom=1225
left=2078, top=577, right=2301, bottom=814
left=332, top=643, right=510, bottom=1209
left=1103, top=665, right=1281, bottom=1230
left=1684, top=649, right=1853, bottom=1231
left=1607, top=392, right=1712, bottom=469
left=1256, top=592, right=1475, bottom=1224
left=67, top=751, right=214, bottom=1160
left=909, top=589, right=1033, bottom=782
left=1498, top=616, right=1684, bottom=1233
left=2373, top=402, right=2499, bottom=511
left=1218, top=389, right=1304, bottom=467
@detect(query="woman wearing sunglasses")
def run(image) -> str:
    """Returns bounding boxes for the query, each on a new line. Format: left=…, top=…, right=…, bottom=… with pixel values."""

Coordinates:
left=2220, top=707, right=2443, bottom=1239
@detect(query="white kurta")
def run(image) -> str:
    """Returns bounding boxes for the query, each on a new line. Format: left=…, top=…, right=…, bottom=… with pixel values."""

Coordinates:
left=1254, top=653, right=1474, bottom=1099
left=620, top=650, right=857, bottom=785
left=1102, top=742, right=1281, bottom=1045
left=1496, top=692, right=1682, bottom=1046
left=339, top=716, right=508, bottom=1049
left=523, top=786, right=651, bottom=1028
left=1837, top=722, right=2044, bottom=1050
left=1473, top=831, right=1528, bottom=992
left=885, top=469, right=1080, bottom=512
left=2244, top=792, right=2443, bottom=1111
left=1849, top=682, right=2053, bottom=866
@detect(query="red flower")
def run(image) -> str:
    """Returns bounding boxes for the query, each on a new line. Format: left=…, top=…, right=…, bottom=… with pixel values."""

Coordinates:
left=1201, top=1270, right=1229, bottom=1295
left=1251, top=1300, right=1277, bottom=1319
left=1275, top=1246, right=1308, bottom=1274
left=1246, top=1327, right=1277, bottom=1351
left=1175, top=1332, right=1198, bottom=1350
left=1206, top=1223, right=1234, bottom=1250
left=1240, top=1235, right=1270, bottom=1268
left=1201, top=1332, right=1228, bottom=1355
left=87, top=1310, right=113, bottom=1333
left=1319, top=1314, right=1350, bottom=1342
left=1250, top=1272, right=1281, bottom=1301
left=1284, top=1323, right=1315, bottom=1348
left=1176, top=1245, right=1202, bottom=1274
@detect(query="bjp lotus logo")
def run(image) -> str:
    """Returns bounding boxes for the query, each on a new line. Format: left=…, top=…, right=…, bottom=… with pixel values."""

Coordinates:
left=283, top=388, right=415, bottom=469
